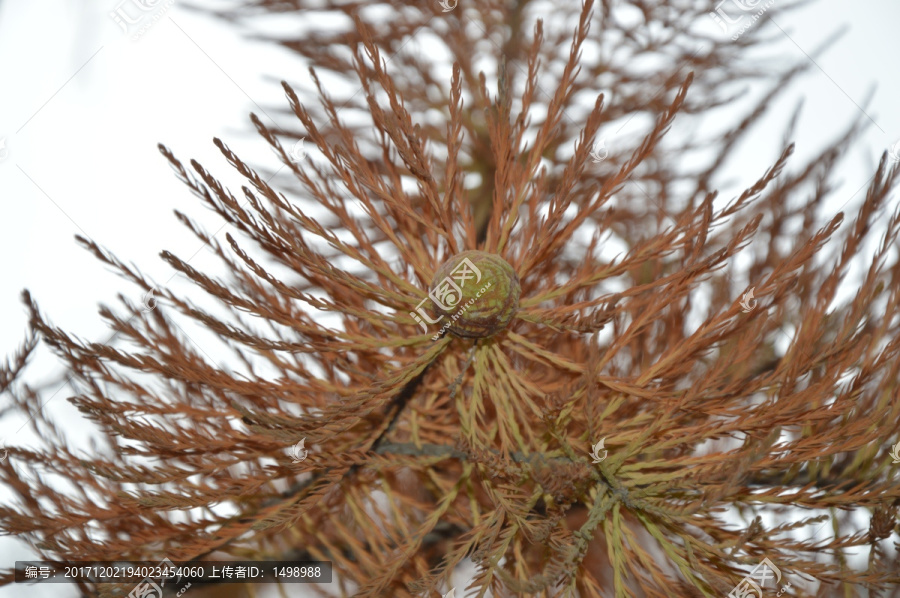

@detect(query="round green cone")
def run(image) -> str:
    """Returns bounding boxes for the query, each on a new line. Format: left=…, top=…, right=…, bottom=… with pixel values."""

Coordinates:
left=428, top=250, right=520, bottom=338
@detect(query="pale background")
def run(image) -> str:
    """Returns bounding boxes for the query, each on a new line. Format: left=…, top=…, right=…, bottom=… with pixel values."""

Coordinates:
left=1, top=0, right=899, bottom=596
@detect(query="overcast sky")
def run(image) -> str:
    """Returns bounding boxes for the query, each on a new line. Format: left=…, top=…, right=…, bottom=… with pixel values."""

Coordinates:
left=1, top=0, right=899, bottom=596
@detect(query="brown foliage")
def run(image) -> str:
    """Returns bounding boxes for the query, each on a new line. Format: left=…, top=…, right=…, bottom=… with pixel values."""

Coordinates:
left=2, top=0, right=900, bottom=596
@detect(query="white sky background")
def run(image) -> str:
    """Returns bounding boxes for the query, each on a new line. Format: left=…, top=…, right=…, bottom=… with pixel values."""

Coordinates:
left=1, top=0, right=899, bottom=596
